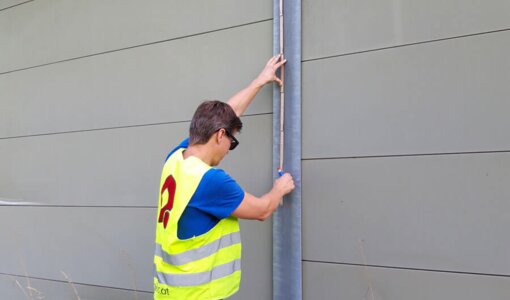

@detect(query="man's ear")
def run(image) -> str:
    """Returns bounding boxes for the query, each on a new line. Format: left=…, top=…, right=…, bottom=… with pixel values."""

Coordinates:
left=216, top=129, right=225, bottom=144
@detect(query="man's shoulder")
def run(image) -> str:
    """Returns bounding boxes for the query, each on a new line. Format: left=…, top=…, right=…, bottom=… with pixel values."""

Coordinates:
left=197, top=168, right=243, bottom=196
left=200, top=168, right=230, bottom=186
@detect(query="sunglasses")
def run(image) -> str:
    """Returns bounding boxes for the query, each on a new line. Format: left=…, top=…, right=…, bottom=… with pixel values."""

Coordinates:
left=218, top=128, right=239, bottom=150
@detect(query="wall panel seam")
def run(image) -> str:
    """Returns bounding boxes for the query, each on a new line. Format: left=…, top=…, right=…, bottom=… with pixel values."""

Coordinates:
left=303, top=260, right=510, bottom=278
left=302, top=150, right=510, bottom=161
left=0, top=272, right=152, bottom=293
left=0, top=112, right=273, bottom=140
left=302, top=27, right=510, bottom=63
left=0, top=0, right=34, bottom=12
left=0, top=18, right=273, bottom=76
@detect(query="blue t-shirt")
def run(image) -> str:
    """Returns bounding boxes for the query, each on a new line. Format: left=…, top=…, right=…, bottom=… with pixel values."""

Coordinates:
left=165, top=138, right=245, bottom=239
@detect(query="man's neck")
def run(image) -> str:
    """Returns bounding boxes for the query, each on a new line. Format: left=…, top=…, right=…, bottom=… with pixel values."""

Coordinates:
left=183, top=144, right=215, bottom=166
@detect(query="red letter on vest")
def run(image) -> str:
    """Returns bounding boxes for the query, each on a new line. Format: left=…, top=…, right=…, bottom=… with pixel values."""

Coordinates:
left=158, top=175, right=176, bottom=229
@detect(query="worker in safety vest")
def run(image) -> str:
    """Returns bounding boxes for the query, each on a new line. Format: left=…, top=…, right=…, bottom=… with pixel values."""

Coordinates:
left=153, top=55, right=294, bottom=300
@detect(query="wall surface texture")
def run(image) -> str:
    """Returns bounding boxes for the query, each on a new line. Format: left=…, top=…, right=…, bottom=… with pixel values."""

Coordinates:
left=302, top=0, right=510, bottom=299
left=1, top=1, right=274, bottom=299
left=4, top=1, right=510, bottom=300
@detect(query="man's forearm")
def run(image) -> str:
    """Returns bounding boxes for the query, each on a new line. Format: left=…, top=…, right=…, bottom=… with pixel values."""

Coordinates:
left=227, top=55, right=285, bottom=117
left=257, top=188, right=284, bottom=221
left=227, top=78, right=265, bottom=117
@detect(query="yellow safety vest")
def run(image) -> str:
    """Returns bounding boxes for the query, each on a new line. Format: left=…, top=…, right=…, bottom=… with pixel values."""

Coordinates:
left=154, top=148, right=242, bottom=300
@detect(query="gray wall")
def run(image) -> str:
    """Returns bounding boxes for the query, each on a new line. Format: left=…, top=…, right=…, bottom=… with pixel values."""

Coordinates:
left=5, top=1, right=510, bottom=299
left=0, top=1, right=274, bottom=299
left=302, top=1, right=510, bottom=299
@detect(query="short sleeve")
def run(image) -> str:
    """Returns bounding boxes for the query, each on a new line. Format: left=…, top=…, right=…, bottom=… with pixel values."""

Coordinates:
left=189, top=169, right=245, bottom=219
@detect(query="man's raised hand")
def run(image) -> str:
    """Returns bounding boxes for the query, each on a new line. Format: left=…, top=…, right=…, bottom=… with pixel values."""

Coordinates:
left=255, top=54, right=287, bottom=87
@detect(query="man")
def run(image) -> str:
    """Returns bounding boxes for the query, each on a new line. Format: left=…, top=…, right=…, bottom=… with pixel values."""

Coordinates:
left=153, top=55, right=295, bottom=299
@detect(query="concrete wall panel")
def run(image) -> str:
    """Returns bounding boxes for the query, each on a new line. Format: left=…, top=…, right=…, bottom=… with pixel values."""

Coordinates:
left=0, top=207, right=155, bottom=291
left=302, top=1, right=510, bottom=298
left=0, top=21, right=273, bottom=138
left=1, top=1, right=274, bottom=299
left=303, top=31, right=510, bottom=159
left=0, top=115, right=273, bottom=299
left=0, top=115, right=272, bottom=207
left=302, top=152, right=510, bottom=275
left=0, top=0, right=271, bottom=72
left=303, top=262, right=510, bottom=300
left=303, top=0, right=510, bottom=60
left=0, top=274, right=152, bottom=300
left=0, top=206, right=272, bottom=299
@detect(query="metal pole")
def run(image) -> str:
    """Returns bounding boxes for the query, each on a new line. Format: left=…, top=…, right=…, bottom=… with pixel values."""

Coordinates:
left=278, top=0, right=285, bottom=178
left=273, top=0, right=302, bottom=298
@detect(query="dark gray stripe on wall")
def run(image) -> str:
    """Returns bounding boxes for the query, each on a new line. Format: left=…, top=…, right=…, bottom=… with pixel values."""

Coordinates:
left=0, top=112, right=272, bottom=140
left=302, top=27, right=510, bottom=63
left=303, top=260, right=510, bottom=278
left=0, top=0, right=34, bottom=12
left=0, top=271, right=152, bottom=293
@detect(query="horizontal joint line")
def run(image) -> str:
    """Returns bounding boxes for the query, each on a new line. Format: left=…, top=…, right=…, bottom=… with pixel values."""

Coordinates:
left=0, top=112, right=272, bottom=140
left=0, top=18, right=272, bottom=76
left=302, top=28, right=510, bottom=63
left=303, top=260, right=510, bottom=278
left=302, top=150, right=510, bottom=161
left=0, top=271, right=152, bottom=293
left=0, top=120, right=190, bottom=140
left=0, top=0, right=34, bottom=12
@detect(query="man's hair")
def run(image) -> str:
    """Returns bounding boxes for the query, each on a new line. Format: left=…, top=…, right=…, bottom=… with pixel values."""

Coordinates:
left=189, top=100, right=243, bottom=145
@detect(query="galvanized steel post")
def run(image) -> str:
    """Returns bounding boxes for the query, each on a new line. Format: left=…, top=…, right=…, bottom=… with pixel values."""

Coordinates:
left=272, top=0, right=302, bottom=299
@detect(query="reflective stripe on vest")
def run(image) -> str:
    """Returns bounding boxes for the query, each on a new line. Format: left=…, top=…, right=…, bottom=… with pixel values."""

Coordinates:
left=155, top=231, right=241, bottom=266
left=155, top=259, right=241, bottom=287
